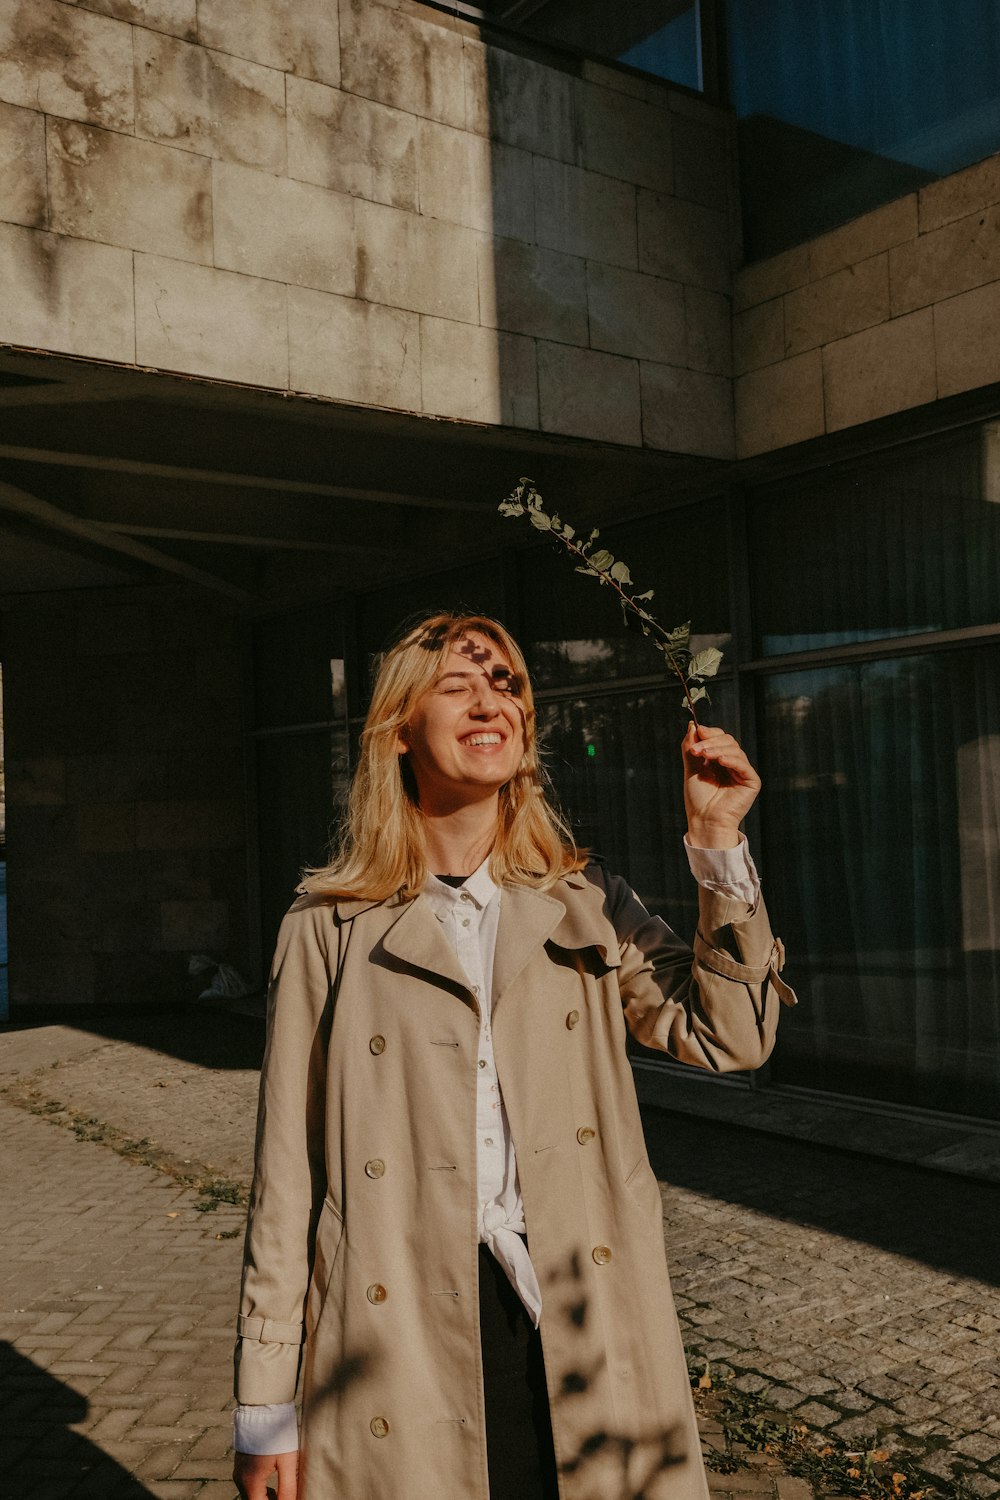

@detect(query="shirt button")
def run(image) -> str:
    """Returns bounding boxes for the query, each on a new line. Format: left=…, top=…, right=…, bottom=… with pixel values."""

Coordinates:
left=370, top=1417, right=390, bottom=1439
left=472, top=985, right=480, bottom=995
left=367, top=1283, right=388, bottom=1304
left=592, top=1245, right=613, bottom=1265
left=365, top=1158, right=386, bottom=1179
left=461, top=918, right=471, bottom=927
left=566, top=1010, right=580, bottom=1029
left=484, top=1137, right=494, bottom=1147
left=577, top=1126, right=597, bottom=1144
left=478, top=1058, right=487, bottom=1069
left=460, top=891, right=472, bottom=902
left=369, top=1035, right=386, bottom=1055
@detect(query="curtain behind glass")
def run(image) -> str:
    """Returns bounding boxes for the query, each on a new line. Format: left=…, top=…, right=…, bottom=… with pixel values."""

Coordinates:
left=751, top=428, right=1000, bottom=655
left=759, top=646, right=1000, bottom=1119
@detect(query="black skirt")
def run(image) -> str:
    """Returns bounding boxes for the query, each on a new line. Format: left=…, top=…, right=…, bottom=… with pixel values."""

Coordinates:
left=478, top=1242, right=559, bottom=1500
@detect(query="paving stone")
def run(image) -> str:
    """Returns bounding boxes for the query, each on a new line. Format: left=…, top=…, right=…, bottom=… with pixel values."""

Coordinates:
left=5, top=1022, right=1000, bottom=1499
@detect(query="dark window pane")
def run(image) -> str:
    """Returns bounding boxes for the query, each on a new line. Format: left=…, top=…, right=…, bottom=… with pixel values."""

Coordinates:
left=521, top=502, right=731, bottom=688
left=759, top=647, right=1000, bottom=1119
left=540, top=678, right=736, bottom=928
left=750, top=428, right=1000, bottom=655
left=253, top=603, right=345, bottom=729
left=256, top=728, right=350, bottom=950
left=728, top=0, right=1000, bottom=258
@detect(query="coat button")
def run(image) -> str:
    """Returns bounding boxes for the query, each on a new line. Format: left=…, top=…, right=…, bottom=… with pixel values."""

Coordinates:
left=367, top=1283, right=388, bottom=1304
left=592, top=1245, right=613, bottom=1265
left=370, top=1416, right=390, bottom=1438
left=566, top=1009, right=580, bottom=1029
left=369, top=1035, right=386, bottom=1055
left=365, top=1158, right=386, bottom=1178
left=577, top=1126, right=596, bottom=1144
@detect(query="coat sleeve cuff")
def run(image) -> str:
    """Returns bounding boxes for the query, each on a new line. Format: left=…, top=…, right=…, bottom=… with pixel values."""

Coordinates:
left=234, top=1334, right=304, bottom=1406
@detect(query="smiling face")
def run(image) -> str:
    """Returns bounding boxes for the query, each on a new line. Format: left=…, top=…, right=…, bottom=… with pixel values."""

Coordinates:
left=397, top=630, right=527, bottom=811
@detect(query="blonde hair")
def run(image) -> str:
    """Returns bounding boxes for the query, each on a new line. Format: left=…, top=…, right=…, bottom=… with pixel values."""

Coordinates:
left=300, top=612, right=585, bottom=900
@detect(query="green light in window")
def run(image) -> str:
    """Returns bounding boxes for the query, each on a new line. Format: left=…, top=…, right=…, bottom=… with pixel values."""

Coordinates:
left=586, top=743, right=596, bottom=758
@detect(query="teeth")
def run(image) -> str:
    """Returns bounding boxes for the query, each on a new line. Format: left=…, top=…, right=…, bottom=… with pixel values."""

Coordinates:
left=464, top=734, right=502, bottom=746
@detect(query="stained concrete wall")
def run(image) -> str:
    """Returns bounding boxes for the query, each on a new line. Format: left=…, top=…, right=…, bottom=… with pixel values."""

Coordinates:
left=733, top=152, right=1000, bottom=458
left=2, top=588, right=248, bottom=1006
left=0, top=0, right=738, bottom=458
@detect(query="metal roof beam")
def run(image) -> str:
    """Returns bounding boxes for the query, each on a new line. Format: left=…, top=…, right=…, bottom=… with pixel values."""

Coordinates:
left=0, top=443, right=481, bottom=512
left=0, top=479, right=254, bottom=603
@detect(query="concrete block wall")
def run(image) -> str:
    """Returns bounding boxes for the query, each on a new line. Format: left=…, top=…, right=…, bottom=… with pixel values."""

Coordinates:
left=733, top=152, right=1000, bottom=458
left=0, top=0, right=738, bottom=458
left=2, top=589, right=248, bottom=1006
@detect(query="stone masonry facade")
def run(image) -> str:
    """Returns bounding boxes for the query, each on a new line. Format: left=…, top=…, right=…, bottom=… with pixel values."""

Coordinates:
left=2, top=587, right=248, bottom=1006
left=0, top=0, right=738, bottom=458
left=733, top=152, right=1000, bottom=457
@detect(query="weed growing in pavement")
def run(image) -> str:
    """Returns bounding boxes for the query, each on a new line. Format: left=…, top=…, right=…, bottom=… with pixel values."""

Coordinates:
left=2, top=1078, right=250, bottom=1214
left=691, top=1364, right=980, bottom=1500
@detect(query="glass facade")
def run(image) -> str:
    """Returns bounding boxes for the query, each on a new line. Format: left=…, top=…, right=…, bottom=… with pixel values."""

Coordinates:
left=251, top=422, right=1000, bottom=1122
left=726, top=0, right=1000, bottom=259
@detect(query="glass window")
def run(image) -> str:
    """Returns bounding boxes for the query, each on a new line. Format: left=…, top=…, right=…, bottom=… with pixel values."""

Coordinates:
left=758, top=646, right=1000, bottom=1119
left=253, top=603, right=346, bottom=729
left=520, top=502, right=732, bottom=689
left=256, top=727, right=350, bottom=950
left=727, top=0, right=1000, bottom=258
left=750, top=427, right=1000, bottom=656
left=539, top=678, right=736, bottom=928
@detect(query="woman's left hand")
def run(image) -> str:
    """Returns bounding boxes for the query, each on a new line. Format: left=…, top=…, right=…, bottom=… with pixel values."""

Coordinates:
left=681, top=723, right=761, bottom=848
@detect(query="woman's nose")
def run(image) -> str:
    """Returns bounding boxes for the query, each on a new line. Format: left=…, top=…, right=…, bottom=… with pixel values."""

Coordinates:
left=469, top=681, right=502, bottom=715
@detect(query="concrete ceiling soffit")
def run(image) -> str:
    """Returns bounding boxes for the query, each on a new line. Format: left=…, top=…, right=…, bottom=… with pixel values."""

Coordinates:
left=0, top=477, right=254, bottom=603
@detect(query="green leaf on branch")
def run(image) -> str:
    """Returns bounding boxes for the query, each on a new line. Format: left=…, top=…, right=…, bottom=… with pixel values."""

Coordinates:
left=689, top=647, right=723, bottom=680
left=497, top=480, right=720, bottom=723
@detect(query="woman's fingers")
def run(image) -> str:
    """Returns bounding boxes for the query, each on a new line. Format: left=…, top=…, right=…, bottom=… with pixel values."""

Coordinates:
left=233, top=1451, right=298, bottom=1500
left=275, top=1450, right=299, bottom=1499
left=683, top=724, right=760, bottom=787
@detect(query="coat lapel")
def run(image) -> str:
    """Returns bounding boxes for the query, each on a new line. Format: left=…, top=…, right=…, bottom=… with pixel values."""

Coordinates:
left=491, top=885, right=566, bottom=1008
left=377, top=893, right=475, bottom=1001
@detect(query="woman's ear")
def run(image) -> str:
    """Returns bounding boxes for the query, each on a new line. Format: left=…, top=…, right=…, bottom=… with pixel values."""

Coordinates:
left=395, top=727, right=410, bottom=756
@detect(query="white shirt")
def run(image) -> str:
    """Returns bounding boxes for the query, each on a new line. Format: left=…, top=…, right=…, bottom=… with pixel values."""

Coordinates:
left=233, top=837, right=760, bottom=1455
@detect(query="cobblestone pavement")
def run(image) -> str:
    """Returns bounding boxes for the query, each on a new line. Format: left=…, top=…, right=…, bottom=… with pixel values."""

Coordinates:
left=644, top=1112, right=1000, bottom=1496
left=0, top=1095, right=245, bottom=1499
left=2, top=1014, right=998, bottom=1498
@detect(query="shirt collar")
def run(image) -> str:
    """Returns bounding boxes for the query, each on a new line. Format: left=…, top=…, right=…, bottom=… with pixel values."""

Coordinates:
left=424, top=856, right=499, bottom=918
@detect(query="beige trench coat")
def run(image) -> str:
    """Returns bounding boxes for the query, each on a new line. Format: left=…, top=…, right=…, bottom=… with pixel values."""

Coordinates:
left=234, top=863, right=795, bottom=1500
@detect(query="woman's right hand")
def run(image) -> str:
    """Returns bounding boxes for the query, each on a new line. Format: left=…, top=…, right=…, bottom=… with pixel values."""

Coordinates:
left=233, top=1449, right=299, bottom=1499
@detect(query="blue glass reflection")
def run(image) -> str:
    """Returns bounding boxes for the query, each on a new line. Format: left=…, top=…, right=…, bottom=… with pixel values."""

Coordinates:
left=619, top=4, right=702, bottom=91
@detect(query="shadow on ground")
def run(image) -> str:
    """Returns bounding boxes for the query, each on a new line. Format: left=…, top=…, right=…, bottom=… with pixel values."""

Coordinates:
left=2, top=1004, right=265, bottom=1071
left=2, top=1342, right=159, bottom=1499
left=642, top=1105, right=1000, bottom=1288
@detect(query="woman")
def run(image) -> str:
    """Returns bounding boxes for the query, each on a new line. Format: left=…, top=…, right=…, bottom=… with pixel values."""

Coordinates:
left=232, top=612, right=794, bottom=1500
